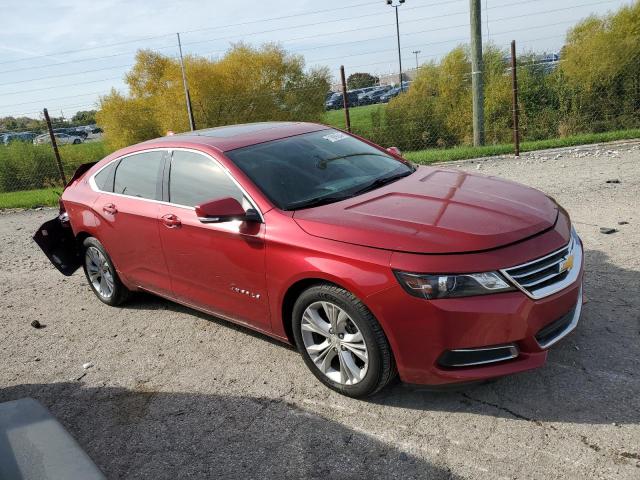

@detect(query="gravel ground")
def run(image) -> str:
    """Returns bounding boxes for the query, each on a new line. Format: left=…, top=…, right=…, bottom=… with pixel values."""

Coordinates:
left=1, top=140, right=639, bottom=479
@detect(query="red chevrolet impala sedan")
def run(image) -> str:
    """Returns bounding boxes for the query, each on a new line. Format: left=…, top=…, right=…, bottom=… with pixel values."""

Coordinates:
left=34, top=122, right=584, bottom=397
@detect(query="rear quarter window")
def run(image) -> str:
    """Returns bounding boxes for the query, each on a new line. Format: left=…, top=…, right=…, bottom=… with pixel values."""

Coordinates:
left=93, top=163, right=115, bottom=192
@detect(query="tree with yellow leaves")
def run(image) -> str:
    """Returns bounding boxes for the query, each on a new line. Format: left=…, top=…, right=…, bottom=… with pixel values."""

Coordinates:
left=98, top=43, right=330, bottom=149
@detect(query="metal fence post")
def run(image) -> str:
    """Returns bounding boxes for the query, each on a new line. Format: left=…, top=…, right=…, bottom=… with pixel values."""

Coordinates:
left=510, top=40, right=521, bottom=157
left=340, top=65, right=351, bottom=133
left=43, top=108, right=67, bottom=186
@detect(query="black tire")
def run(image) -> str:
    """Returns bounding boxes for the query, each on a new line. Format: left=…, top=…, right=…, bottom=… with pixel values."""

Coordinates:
left=81, top=237, right=130, bottom=306
left=292, top=284, right=396, bottom=398
left=73, top=139, right=81, bottom=144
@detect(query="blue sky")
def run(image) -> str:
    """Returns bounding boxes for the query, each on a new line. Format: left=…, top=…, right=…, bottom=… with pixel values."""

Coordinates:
left=0, top=0, right=632, bottom=119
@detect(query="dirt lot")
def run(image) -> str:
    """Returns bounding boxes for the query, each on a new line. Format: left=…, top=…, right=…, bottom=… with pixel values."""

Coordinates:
left=1, top=140, right=639, bottom=479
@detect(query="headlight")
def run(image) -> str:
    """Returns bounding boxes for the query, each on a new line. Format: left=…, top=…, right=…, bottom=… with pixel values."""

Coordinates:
left=394, top=270, right=515, bottom=299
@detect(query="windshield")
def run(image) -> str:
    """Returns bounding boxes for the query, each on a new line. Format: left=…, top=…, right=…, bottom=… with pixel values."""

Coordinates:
left=226, top=129, right=414, bottom=210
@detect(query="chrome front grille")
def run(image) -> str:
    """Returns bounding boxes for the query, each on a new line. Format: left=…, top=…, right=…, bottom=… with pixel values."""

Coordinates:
left=501, top=230, right=582, bottom=299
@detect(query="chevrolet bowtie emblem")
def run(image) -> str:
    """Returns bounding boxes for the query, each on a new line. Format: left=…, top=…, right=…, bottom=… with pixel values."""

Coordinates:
left=559, top=254, right=574, bottom=273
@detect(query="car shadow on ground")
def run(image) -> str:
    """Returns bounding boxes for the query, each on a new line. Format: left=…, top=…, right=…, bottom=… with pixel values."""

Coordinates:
left=105, top=248, right=639, bottom=428
left=370, top=248, right=640, bottom=426
left=0, top=382, right=459, bottom=480
left=123, top=291, right=297, bottom=351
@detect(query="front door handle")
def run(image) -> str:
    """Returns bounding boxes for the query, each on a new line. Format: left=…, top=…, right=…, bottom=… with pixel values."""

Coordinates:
left=103, top=203, right=117, bottom=214
left=161, top=214, right=181, bottom=228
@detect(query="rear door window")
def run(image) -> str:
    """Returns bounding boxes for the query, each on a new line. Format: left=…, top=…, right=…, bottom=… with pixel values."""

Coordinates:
left=113, top=151, right=164, bottom=200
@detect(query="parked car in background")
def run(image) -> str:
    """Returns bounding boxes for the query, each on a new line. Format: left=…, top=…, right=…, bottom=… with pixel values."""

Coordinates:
left=33, top=132, right=84, bottom=145
left=51, top=127, right=87, bottom=139
left=1, top=132, right=37, bottom=145
left=34, top=122, right=584, bottom=398
left=380, top=87, right=402, bottom=103
left=66, top=127, right=89, bottom=139
left=325, top=91, right=359, bottom=110
left=85, top=126, right=103, bottom=140
left=359, top=86, right=393, bottom=105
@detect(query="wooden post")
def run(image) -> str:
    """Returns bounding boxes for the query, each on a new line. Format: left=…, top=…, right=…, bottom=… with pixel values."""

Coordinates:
left=177, top=33, right=196, bottom=131
left=43, top=108, right=67, bottom=186
left=340, top=65, right=351, bottom=133
left=510, top=40, right=520, bottom=157
left=470, top=0, right=485, bottom=146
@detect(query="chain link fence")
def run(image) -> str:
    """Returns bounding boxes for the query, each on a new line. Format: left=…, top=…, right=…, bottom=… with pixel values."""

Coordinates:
left=1, top=38, right=639, bottom=195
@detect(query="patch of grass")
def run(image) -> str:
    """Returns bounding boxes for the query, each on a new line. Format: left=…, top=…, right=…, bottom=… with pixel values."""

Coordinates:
left=0, top=187, right=61, bottom=209
left=2, top=129, right=639, bottom=209
left=405, top=128, right=640, bottom=164
left=323, top=104, right=385, bottom=134
left=0, top=141, right=111, bottom=192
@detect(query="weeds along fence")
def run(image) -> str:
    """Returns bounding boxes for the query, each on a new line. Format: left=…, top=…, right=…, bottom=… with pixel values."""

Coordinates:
left=1, top=40, right=639, bottom=195
left=0, top=141, right=110, bottom=193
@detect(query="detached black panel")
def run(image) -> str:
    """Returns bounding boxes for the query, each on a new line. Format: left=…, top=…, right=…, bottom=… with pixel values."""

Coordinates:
left=33, top=217, right=81, bottom=276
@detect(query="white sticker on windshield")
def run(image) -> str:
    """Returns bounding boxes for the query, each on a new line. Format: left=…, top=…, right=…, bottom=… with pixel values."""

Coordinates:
left=323, top=132, right=348, bottom=142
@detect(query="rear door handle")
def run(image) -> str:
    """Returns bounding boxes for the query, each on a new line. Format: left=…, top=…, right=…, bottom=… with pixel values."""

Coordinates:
left=161, top=214, right=181, bottom=228
left=103, top=203, right=117, bottom=214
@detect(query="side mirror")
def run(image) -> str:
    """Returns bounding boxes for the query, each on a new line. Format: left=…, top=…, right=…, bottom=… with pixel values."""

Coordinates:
left=195, top=197, right=260, bottom=224
left=386, top=146, right=402, bottom=157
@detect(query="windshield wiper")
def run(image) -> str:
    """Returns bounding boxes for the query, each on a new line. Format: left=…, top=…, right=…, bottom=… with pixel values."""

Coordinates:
left=350, top=170, right=414, bottom=196
left=286, top=194, right=351, bottom=210
left=286, top=170, right=414, bottom=210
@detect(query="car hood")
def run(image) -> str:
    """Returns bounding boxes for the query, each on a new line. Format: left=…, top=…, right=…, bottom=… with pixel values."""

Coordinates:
left=292, top=166, right=558, bottom=254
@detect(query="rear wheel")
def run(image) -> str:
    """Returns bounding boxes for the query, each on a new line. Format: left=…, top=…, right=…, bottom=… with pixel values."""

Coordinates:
left=73, top=139, right=81, bottom=144
left=82, top=237, right=129, bottom=306
left=292, top=284, right=396, bottom=397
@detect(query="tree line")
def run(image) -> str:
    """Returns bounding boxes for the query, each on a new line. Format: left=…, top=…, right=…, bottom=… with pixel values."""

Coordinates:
left=3, top=1, right=638, bottom=154
left=372, top=1, right=640, bottom=150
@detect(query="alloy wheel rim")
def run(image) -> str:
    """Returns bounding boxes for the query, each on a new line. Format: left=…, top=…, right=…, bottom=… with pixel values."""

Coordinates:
left=300, top=301, right=369, bottom=386
left=85, top=246, right=114, bottom=299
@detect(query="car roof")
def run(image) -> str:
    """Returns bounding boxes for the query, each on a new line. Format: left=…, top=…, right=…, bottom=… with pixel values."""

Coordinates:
left=137, top=121, right=331, bottom=152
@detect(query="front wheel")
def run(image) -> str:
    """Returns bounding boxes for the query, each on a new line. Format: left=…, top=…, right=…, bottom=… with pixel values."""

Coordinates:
left=73, top=139, right=81, bottom=144
left=292, top=284, right=396, bottom=397
left=82, top=237, right=130, bottom=306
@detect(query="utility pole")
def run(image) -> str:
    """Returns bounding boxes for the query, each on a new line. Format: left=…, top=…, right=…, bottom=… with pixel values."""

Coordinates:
left=177, top=33, right=196, bottom=131
left=43, top=108, right=67, bottom=186
left=470, top=0, right=485, bottom=146
left=387, top=0, right=406, bottom=92
left=412, top=50, right=421, bottom=71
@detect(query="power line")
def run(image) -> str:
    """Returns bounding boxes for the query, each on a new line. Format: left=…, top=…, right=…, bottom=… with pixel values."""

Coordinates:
left=0, top=0, right=613, bottom=83
left=0, top=0, right=458, bottom=67
left=0, top=91, right=109, bottom=109
left=0, top=0, right=461, bottom=76
left=0, top=34, right=175, bottom=67
left=0, top=62, right=141, bottom=87
left=0, top=44, right=177, bottom=76
left=0, top=76, right=124, bottom=98
left=0, top=16, right=577, bottom=98
left=308, top=0, right=618, bottom=65
left=0, top=0, right=622, bottom=116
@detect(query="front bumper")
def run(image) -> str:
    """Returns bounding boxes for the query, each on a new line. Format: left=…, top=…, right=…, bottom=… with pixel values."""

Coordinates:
left=367, top=267, right=584, bottom=386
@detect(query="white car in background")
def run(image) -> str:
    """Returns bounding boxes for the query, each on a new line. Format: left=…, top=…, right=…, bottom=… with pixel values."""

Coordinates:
left=33, top=133, right=84, bottom=145
left=84, top=126, right=103, bottom=141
